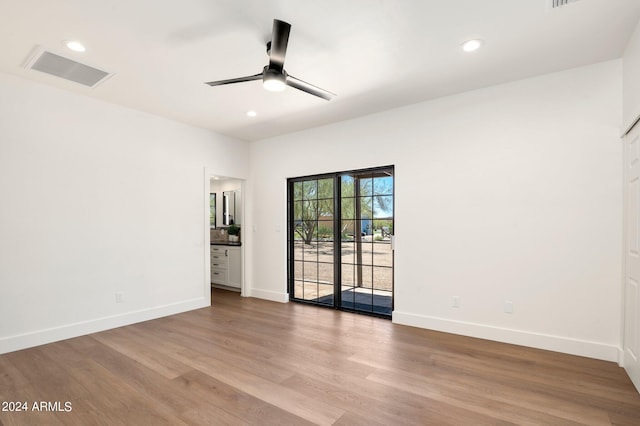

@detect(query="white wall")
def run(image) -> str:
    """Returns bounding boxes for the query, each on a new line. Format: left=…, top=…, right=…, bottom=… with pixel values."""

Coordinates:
left=247, top=60, right=623, bottom=361
left=0, top=72, right=249, bottom=354
left=624, top=19, right=640, bottom=132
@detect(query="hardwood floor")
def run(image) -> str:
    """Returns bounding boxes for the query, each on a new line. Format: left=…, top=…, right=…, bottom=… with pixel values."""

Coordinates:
left=1, top=288, right=640, bottom=425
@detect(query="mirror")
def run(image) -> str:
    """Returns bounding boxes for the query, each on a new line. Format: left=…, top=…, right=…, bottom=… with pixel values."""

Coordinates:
left=211, top=177, right=242, bottom=227
left=223, top=190, right=235, bottom=225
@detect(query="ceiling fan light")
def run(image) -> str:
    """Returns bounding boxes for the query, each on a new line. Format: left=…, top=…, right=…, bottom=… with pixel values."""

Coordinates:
left=263, top=68, right=286, bottom=92
left=263, top=78, right=286, bottom=92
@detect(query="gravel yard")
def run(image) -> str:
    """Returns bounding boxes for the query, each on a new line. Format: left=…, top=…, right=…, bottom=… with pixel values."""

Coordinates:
left=292, top=239, right=393, bottom=300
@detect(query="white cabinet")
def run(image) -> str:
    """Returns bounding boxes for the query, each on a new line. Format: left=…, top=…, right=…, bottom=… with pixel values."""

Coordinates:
left=227, top=247, right=241, bottom=288
left=211, top=245, right=241, bottom=289
left=210, top=245, right=228, bottom=285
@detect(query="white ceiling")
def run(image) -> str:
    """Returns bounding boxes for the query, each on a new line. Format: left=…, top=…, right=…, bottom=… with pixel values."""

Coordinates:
left=1, top=0, right=639, bottom=141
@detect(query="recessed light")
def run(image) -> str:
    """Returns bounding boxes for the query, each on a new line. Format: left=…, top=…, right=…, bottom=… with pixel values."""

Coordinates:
left=246, top=110, right=257, bottom=117
left=65, top=40, right=86, bottom=52
left=462, top=39, right=483, bottom=52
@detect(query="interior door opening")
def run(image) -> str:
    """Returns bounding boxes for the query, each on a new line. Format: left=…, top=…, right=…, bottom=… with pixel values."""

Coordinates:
left=287, top=166, right=394, bottom=317
left=207, top=173, right=245, bottom=299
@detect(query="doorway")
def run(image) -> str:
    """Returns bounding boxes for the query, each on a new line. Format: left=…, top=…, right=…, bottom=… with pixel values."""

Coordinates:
left=287, top=166, right=394, bottom=317
left=206, top=173, right=245, bottom=298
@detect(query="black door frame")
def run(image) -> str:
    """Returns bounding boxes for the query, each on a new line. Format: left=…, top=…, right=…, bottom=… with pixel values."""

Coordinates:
left=287, top=165, right=394, bottom=318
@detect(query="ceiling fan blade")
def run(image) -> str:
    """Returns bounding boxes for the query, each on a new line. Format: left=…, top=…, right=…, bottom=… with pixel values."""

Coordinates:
left=269, top=19, right=291, bottom=71
left=286, top=75, right=336, bottom=101
left=205, top=72, right=262, bottom=87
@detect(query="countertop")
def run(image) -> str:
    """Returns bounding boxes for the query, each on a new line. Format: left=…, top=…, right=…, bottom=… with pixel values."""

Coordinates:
left=211, top=242, right=242, bottom=246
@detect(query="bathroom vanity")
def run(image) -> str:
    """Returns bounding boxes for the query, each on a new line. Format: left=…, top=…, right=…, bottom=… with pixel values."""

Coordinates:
left=211, top=243, right=241, bottom=290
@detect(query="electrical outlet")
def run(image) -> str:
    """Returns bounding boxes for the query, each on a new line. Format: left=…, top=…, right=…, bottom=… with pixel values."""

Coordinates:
left=116, top=292, right=124, bottom=303
left=452, top=296, right=460, bottom=308
left=504, top=300, right=513, bottom=314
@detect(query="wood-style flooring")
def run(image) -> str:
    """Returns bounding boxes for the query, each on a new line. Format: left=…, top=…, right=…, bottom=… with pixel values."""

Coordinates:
left=1, top=288, right=640, bottom=425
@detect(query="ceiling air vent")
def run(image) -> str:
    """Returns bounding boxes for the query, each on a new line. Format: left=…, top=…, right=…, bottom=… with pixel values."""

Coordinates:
left=551, top=0, right=581, bottom=8
left=24, top=48, right=112, bottom=88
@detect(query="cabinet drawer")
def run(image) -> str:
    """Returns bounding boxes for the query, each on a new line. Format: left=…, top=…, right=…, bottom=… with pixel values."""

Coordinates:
left=211, top=269, right=227, bottom=284
left=211, top=261, right=227, bottom=270
left=211, top=246, right=226, bottom=254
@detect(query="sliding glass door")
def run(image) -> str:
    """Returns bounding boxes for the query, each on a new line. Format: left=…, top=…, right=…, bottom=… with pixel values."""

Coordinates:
left=288, top=166, right=394, bottom=317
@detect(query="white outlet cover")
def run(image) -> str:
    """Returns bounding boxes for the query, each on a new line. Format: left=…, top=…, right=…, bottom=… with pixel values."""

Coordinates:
left=504, top=301, right=513, bottom=314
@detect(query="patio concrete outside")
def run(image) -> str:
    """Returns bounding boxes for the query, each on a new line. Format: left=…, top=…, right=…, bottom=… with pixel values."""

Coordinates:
left=293, top=238, right=393, bottom=301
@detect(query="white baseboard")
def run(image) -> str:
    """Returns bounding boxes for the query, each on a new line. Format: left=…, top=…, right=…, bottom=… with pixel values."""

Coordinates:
left=247, top=288, right=289, bottom=303
left=392, top=311, right=620, bottom=363
left=0, top=297, right=209, bottom=355
left=618, top=347, right=626, bottom=367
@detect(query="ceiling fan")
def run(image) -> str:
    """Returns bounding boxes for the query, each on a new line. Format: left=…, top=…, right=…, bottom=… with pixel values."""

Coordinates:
left=205, top=19, right=335, bottom=101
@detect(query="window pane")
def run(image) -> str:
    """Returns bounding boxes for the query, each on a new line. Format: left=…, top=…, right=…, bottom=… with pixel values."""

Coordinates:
left=359, top=176, right=373, bottom=196
left=373, top=196, right=393, bottom=219
left=293, top=240, right=305, bottom=259
left=373, top=266, right=393, bottom=291
left=294, top=260, right=304, bottom=280
left=373, top=241, right=393, bottom=267
left=317, top=240, right=333, bottom=263
left=293, top=181, right=304, bottom=201
left=360, top=265, right=373, bottom=288
left=342, top=264, right=355, bottom=286
left=359, top=197, right=373, bottom=223
left=373, top=220, right=393, bottom=239
left=341, top=286, right=356, bottom=308
left=316, top=284, right=334, bottom=304
left=341, top=197, right=354, bottom=219
left=341, top=241, right=356, bottom=264
left=317, top=178, right=333, bottom=199
left=302, top=282, right=318, bottom=301
left=317, top=262, right=333, bottom=285
left=304, top=261, right=318, bottom=282
left=318, top=199, right=334, bottom=222
left=302, top=200, right=318, bottom=220
left=302, top=244, right=318, bottom=262
left=341, top=220, right=356, bottom=241
left=317, top=218, right=333, bottom=242
left=373, top=175, right=393, bottom=196
left=293, top=201, right=304, bottom=222
left=341, top=175, right=355, bottom=197
left=360, top=242, right=374, bottom=265
left=303, top=180, right=317, bottom=200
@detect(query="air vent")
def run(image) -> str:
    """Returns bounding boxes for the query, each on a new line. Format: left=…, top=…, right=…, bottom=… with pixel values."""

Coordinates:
left=551, top=0, right=581, bottom=8
left=24, top=48, right=112, bottom=88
